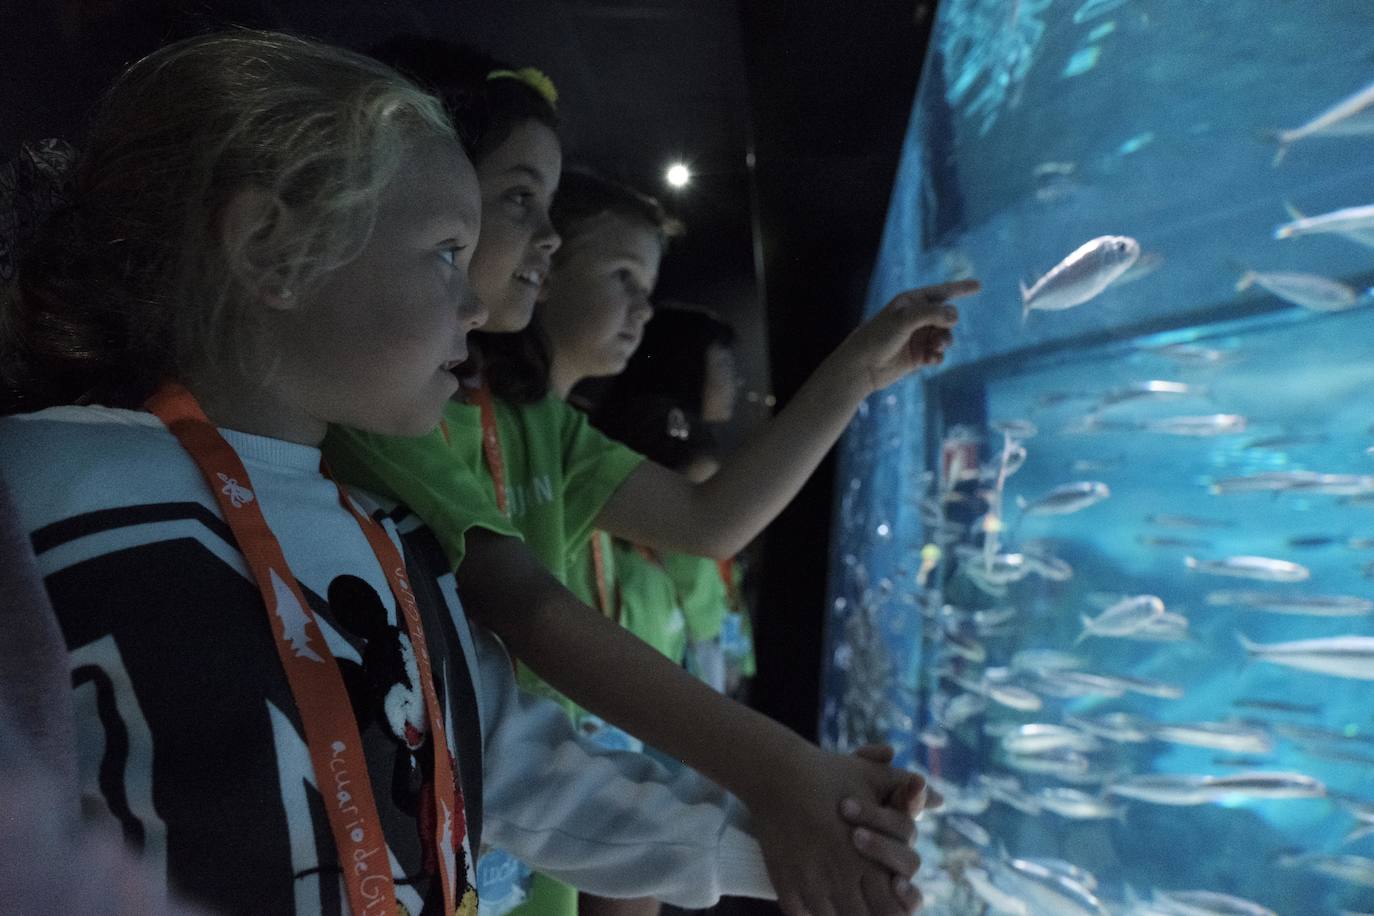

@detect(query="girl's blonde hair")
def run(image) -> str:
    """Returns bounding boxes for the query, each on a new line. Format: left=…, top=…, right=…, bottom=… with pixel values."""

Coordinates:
left=1, top=29, right=454, bottom=410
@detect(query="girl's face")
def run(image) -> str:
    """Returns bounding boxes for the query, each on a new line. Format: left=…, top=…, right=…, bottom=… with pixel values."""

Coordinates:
left=538, top=211, right=662, bottom=385
left=700, top=342, right=738, bottom=423
left=276, top=136, right=485, bottom=437
left=468, top=119, right=563, bottom=332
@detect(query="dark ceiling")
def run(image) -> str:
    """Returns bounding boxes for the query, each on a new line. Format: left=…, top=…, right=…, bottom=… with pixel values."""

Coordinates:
left=1, top=0, right=934, bottom=743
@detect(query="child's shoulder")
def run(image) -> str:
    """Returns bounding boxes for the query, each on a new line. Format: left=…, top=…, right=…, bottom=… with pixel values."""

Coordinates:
left=0, top=406, right=193, bottom=531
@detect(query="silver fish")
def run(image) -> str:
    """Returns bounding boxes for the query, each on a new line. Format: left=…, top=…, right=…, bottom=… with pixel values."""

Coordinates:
left=1204, top=771, right=1326, bottom=799
left=1108, top=771, right=1325, bottom=805
left=918, top=726, right=950, bottom=749
left=957, top=675, right=1043, bottom=712
left=1035, top=787, right=1124, bottom=821
left=1239, top=633, right=1374, bottom=680
left=995, top=856, right=1110, bottom=916
left=1275, top=203, right=1374, bottom=240
left=1111, top=673, right=1186, bottom=699
left=1150, top=721, right=1275, bottom=754
left=1011, top=648, right=1086, bottom=672
left=979, top=773, right=1044, bottom=815
left=1021, top=236, right=1141, bottom=316
left=1236, top=270, right=1365, bottom=312
left=1006, top=749, right=1091, bottom=777
left=1274, top=79, right=1374, bottom=164
left=1020, top=481, right=1111, bottom=515
left=1024, top=858, right=1099, bottom=892
left=1231, top=697, right=1320, bottom=715
left=1106, top=774, right=1216, bottom=806
left=1205, top=590, right=1374, bottom=617
left=1146, top=414, right=1248, bottom=437
left=1151, top=888, right=1277, bottom=916
left=992, top=419, right=1039, bottom=440
left=1098, top=379, right=1199, bottom=409
left=1285, top=201, right=1374, bottom=251
left=1078, top=594, right=1166, bottom=643
left=1066, top=712, right=1155, bottom=743
left=1001, top=723, right=1102, bottom=755
left=1185, top=555, right=1310, bottom=583
left=1029, top=669, right=1127, bottom=699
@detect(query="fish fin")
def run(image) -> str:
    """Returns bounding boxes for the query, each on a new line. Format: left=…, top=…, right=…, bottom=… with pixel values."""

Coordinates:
left=1015, top=495, right=1027, bottom=511
left=1284, top=200, right=1306, bottom=221
left=1073, top=620, right=1092, bottom=647
left=1184, top=555, right=1199, bottom=570
left=1234, top=270, right=1257, bottom=293
left=1271, top=142, right=1289, bottom=168
left=1236, top=632, right=1260, bottom=656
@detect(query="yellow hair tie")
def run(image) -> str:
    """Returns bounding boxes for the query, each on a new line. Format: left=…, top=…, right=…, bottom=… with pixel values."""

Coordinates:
left=486, top=67, right=559, bottom=109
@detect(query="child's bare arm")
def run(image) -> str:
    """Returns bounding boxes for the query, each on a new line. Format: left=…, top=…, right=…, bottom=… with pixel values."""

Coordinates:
left=458, top=529, right=932, bottom=915
left=594, top=280, right=977, bottom=559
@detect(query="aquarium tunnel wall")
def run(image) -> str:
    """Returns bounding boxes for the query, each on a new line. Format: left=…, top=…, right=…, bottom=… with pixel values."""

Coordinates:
left=819, top=1, right=1374, bottom=913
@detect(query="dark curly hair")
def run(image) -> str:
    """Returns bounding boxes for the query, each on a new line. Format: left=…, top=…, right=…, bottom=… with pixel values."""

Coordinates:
left=369, top=35, right=564, bottom=405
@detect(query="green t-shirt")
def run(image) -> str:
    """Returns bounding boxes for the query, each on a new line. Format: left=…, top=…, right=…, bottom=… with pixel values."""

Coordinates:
left=324, top=391, right=647, bottom=916
left=612, top=543, right=688, bottom=666
left=661, top=552, right=729, bottom=644
left=324, top=392, right=645, bottom=577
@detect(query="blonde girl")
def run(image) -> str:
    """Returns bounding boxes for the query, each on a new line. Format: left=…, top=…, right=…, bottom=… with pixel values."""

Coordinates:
left=0, top=31, right=866, bottom=916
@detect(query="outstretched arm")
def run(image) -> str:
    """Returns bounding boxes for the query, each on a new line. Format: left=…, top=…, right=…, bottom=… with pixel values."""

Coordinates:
left=594, top=280, right=977, bottom=558
left=459, top=529, right=933, bottom=916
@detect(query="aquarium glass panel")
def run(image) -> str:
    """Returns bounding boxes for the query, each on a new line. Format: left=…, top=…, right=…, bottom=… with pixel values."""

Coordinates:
left=821, top=1, right=1374, bottom=913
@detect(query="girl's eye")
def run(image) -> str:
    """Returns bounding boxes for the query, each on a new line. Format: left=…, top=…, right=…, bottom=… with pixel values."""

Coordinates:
left=438, top=246, right=466, bottom=267
left=505, top=188, right=534, bottom=207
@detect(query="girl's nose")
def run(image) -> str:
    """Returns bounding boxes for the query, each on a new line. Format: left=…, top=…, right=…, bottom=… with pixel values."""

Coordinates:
left=461, top=288, right=489, bottom=331
left=535, top=214, right=561, bottom=256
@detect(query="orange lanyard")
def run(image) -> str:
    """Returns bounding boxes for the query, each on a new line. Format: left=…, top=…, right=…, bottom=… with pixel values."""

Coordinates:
left=588, top=530, right=620, bottom=623
left=145, top=383, right=461, bottom=916
left=716, top=558, right=738, bottom=611
left=471, top=381, right=508, bottom=516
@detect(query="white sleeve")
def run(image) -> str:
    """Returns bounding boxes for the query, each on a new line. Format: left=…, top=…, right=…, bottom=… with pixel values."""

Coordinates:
left=469, top=625, right=775, bottom=907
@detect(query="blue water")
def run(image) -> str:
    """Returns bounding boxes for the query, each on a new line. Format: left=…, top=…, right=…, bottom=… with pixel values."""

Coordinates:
left=821, top=1, right=1374, bottom=912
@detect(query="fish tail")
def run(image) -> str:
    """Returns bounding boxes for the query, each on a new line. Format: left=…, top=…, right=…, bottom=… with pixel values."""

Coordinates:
left=1271, top=142, right=1288, bottom=168
left=1184, top=555, right=1199, bottom=570
left=1236, top=632, right=1260, bottom=655
left=1073, top=620, right=1092, bottom=647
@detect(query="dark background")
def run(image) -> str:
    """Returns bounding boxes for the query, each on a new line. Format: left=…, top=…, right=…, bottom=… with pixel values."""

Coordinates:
left=1, top=2, right=935, bottom=910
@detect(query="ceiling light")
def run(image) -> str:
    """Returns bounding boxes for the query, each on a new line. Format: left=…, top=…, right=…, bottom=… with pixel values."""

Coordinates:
left=666, top=162, right=691, bottom=188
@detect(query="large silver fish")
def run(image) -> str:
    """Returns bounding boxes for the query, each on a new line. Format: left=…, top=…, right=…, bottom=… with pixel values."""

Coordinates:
left=995, top=856, right=1110, bottom=916
left=1274, top=79, right=1374, bottom=164
left=1238, top=633, right=1374, bottom=680
left=1275, top=203, right=1374, bottom=240
left=1185, top=555, right=1310, bottom=583
left=1107, top=771, right=1324, bottom=805
left=1021, top=236, right=1141, bottom=316
left=1210, top=470, right=1374, bottom=496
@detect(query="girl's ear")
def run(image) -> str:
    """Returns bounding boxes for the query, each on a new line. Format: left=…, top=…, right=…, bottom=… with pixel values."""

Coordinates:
left=219, top=188, right=300, bottom=311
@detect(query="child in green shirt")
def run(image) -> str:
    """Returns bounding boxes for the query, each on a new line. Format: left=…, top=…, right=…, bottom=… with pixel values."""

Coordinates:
left=329, top=37, right=973, bottom=916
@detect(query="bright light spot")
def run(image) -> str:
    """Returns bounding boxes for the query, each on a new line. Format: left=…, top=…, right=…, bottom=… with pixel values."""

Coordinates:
left=666, top=163, right=691, bottom=188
